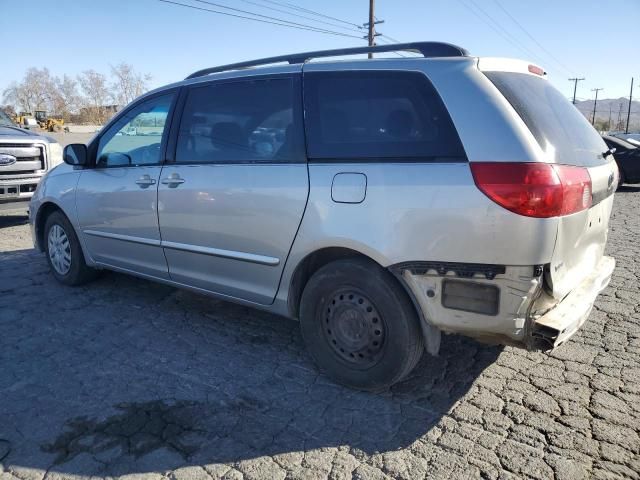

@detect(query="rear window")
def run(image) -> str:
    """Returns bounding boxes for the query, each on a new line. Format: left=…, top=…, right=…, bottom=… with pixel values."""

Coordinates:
left=486, top=72, right=608, bottom=167
left=304, top=71, right=466, bottom=161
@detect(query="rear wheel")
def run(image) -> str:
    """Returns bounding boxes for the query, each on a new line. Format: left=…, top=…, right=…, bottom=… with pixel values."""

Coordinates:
left=44, top=211, right=98, bottom=286
left=299, top=258, right=424, bottom=391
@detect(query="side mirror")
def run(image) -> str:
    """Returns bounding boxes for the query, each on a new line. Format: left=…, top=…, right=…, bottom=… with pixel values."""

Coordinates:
left=63, top=144, right=88, bottom=166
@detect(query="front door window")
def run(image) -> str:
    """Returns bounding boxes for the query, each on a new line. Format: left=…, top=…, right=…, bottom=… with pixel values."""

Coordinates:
left=96, top=94, right=174, bottom=167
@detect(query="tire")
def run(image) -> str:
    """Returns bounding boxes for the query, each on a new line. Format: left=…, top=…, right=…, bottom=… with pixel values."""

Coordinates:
left=44, top=211, right=98, bottom=286
left=299, top=258, right=424, bottom=391
left=617, top=169, right=626, bottom=190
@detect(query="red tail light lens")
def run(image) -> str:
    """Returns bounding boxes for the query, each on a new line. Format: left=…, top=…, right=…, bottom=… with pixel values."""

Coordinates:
left=470, top=162, right=592, bottom=218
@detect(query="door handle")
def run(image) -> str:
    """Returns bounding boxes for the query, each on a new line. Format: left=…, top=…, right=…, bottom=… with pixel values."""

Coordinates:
left=135, top=175, right=156, bottom=188
left=161, top=173, right=185, bottom=188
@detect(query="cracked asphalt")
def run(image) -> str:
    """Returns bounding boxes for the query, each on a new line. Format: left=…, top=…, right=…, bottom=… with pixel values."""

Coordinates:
left=1, top=186, right=639, bottom=480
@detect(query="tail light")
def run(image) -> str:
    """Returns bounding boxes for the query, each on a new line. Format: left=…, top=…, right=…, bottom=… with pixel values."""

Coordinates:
left=528, top=64, right=546, bottom=76
left=471, top=162, right=592, bottom=218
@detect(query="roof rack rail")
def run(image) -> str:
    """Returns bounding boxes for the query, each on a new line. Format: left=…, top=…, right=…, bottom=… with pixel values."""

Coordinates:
left=185, top=41, right=468, bottom=80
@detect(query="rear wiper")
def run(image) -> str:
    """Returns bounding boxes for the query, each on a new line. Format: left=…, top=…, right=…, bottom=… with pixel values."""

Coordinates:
left=602, top=147, right=616, bottom=158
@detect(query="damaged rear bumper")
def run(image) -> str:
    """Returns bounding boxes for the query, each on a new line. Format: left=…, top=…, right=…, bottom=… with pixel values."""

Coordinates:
left=394, top=256, right=615, bottom=353
left=529, top=255, right=615, bottom=350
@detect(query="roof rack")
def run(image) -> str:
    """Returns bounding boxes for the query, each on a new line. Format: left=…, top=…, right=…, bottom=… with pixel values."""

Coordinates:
left=185, top=42, right=468, bottom=80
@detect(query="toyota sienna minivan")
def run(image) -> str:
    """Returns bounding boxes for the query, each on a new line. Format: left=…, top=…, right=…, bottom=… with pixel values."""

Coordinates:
left=30, top=42, right=617, bottom=390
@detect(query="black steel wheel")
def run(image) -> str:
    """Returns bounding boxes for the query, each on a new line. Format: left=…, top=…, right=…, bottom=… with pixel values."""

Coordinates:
left=300, top=258, right=424, bottom=391
left=323, top=288, right=386, bottom=369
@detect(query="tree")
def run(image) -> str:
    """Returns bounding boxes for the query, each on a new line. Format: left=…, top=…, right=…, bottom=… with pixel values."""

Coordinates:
left=3, top=63, right=152, bottom=125
left=1, top=105, right=16, bottom=118
left=594, top=119, right=611, bottom=132
left=2, top=82, right=29, bottom=113
left=78, top=70, right=111, bottom=124
left=51, top=75, right=81, bottom=120
left=2, top=68, right=55, bottom=114
left=110, top=62, right=152, bottom=107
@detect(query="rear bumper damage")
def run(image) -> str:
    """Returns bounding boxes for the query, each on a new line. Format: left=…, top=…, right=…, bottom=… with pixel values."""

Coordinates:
left=394, top=256, right=615, bottom=354
left=529, top=255, right=615, bottom=349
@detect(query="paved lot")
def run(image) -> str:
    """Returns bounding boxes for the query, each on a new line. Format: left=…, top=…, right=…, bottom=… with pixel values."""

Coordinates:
left=1, top=187, right=639, bottom=480
left=45, top=131, right=94, bottom=148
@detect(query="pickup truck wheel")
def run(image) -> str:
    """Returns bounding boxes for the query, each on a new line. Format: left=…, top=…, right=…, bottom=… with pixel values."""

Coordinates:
left=44, top=211, right=97, bottom=286
left=300, top=258, right=424, bottom=391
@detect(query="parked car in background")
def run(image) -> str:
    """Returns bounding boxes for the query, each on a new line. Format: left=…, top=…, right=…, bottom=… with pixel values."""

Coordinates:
left=612, top=132, right=640, bottom=144
left=29, top=42, right=617, bottom=390
left=602, top=135, right=640, bottom=187
left=0, top=109, right=63, bottom=212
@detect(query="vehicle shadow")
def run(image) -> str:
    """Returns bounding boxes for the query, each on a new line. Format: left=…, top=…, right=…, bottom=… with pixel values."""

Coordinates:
left=0, top=213, right=29, bottom=228
left=0, top=249, right=502, bottom=476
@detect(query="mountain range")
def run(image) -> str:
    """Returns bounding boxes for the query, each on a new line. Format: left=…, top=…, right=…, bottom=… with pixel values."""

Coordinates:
left=574, top=98, right=640, bottom=131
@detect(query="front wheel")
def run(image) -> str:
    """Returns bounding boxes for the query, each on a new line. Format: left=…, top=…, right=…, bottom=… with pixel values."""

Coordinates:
left=44, top=211, right=98, bottom=286
left=299, top=258, right=424, bottom=391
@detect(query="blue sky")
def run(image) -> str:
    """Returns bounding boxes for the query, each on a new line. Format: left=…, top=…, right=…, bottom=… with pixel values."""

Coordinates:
left=1, top=0, right=638, bottom=102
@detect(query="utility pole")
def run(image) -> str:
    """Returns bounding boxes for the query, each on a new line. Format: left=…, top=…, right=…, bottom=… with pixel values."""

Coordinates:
left=625, top=77, right=634, bottom=134
left=368, top=0, right=375, bottom=58
left=591, top=88, right=603, bottom=126
left=608, top=104, right=612, bottom=132
left=569, top=77, right=585, bottom=105
left=363, top=0, right=383, bottom=59
left=617, top=103, right=624, bottom=131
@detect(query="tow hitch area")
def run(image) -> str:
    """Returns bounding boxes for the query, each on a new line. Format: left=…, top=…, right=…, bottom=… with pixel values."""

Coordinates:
left=530, top=256, right=615, bottom=350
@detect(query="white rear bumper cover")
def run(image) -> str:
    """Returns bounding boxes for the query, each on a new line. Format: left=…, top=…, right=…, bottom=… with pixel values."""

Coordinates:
left=531, top=255, right=615, bottom=349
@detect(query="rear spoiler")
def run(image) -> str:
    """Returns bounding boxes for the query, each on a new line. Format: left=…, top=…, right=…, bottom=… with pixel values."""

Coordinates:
left=477, top=57, right=547, bottom=78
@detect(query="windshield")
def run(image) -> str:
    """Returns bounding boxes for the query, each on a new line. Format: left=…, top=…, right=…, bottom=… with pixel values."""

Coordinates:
left=485, top=72, right=608, bottom=167
left=0, top=109, right=16, bottom=127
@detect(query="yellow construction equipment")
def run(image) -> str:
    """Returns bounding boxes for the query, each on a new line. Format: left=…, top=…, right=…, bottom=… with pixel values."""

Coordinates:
left=13, top=112, right=38, bottom=130
left=34, top=110, right=64, bottom=132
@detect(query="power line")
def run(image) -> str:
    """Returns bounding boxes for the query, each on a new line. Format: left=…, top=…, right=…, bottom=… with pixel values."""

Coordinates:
left=254, top=0, right=364, bottom=29
left=251, top=1, right=409, bottom=59
left=492, top=0, right=574, bottom=76
left=159, top=0, right=412, bottom=62
left=191, top=0, right=364, bottom=37
left=156, top=0, right=363, bottom=38
left=380, top=33, right=402, bottom=43
left=456, top=0, right=548, bottom=69
left=235, top=0, right=363, bottom=33
left=376, top=36, right=406, bottom=57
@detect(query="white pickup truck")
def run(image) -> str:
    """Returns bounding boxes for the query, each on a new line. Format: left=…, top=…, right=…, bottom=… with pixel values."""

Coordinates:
left=0, top=110, right=62, bottom=212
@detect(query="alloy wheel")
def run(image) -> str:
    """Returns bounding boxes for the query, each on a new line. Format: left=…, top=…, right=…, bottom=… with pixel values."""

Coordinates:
left=47, top=224, right=72, bottom=275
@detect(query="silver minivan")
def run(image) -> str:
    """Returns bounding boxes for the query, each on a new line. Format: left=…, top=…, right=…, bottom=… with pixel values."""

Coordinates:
left=29, top=43, right=617, bottom=390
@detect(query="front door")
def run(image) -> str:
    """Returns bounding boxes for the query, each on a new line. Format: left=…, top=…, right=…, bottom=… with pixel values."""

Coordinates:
left=158, top=75, right=308, bottom=304
left=76, top=92, right=176, bottom=278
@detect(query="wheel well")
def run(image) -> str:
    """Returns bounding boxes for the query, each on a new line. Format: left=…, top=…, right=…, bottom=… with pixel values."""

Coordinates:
left=287, top=247, right=381, bottom=319
left=35, top=202, right=62, bottom=251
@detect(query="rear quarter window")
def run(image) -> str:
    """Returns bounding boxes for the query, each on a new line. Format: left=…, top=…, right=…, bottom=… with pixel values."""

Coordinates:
left=485, top=72, right=609, bottom=167
left=303, top=71, right=466, bottom=161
